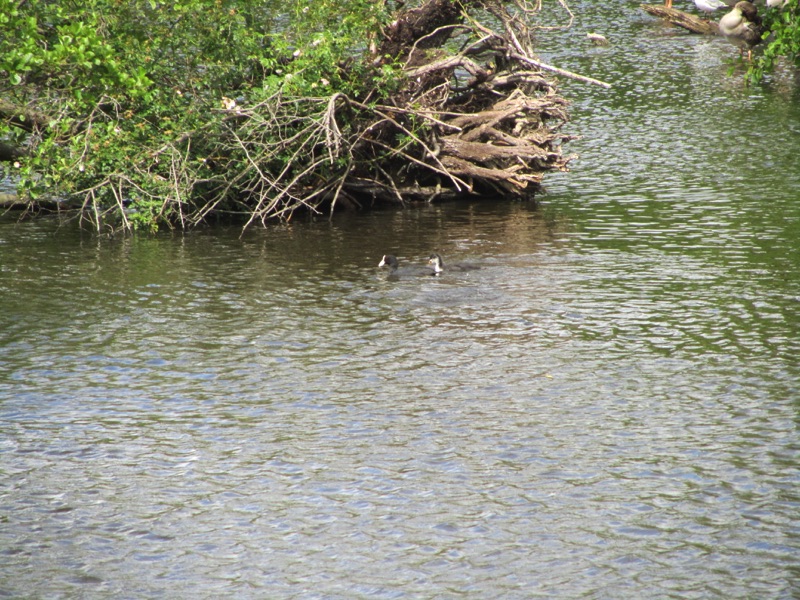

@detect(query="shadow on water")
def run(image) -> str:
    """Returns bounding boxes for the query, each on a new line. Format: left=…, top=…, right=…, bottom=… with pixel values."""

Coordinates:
left=2, top=3, right=800, bottom=597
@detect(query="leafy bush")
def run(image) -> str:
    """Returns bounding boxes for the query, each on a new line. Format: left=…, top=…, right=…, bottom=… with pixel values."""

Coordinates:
left=749, top=0, right=800, bottom=83
left=2, top=0, right=576, bottom=231
left=1, top=0, right=394, bottom=231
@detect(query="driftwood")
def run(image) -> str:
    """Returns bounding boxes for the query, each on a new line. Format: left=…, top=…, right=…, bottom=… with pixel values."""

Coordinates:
left=221, top=0, right=594, bottom=229
left=435, top=90, right=570, bottom=191
left=641, top=4, right=720, bottom=35
left=0, top=192, right=19, bottom=205
left=322, top=0, right=590, bottom=207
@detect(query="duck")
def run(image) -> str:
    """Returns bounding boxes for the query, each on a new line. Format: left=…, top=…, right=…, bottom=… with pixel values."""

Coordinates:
left=719, top=1, right=764, bottom=60
left=427, top=253, right=480, bottom=275
left=378, top=254, right=435, bottom=277
left=766, top=0, right=789, bottom=8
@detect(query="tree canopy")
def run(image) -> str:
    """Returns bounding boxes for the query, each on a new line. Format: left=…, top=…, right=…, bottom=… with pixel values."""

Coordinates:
left=750, top=0, right=800, bottom=83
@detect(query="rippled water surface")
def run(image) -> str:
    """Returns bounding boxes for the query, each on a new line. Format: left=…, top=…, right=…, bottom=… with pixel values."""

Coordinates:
left=2, top=3, right=800, bottom=598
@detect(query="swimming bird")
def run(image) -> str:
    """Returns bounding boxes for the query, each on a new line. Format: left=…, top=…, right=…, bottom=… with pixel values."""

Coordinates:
left=427, top=253, right=480, bottom=275
left=719, top=1, right=764, bottom=60
left=378, top=254, right=435, bottom=278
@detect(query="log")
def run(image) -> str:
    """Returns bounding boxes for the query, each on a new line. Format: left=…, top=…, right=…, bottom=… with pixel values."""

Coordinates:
left=439, top=155, right=543, bottom=187
left=0, top=192, right=19, bottom=206
left=641, top=4, right=720, bottom=35
left=0, top=193, right=76, bottom=211
left=440, top=137, right=551, bottom=162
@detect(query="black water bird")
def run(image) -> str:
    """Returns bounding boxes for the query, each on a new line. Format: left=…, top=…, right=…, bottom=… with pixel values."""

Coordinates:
left=427, top=253, right=481, bottom=275
left=378, top=254, right=435, bottom=277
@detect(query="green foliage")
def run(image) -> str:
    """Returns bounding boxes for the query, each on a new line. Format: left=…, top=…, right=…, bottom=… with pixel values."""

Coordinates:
left=749, top=0, right=800, bottom=83
left=0, top=1, right=152, bottom=103
left=0, top=1, right=44, bottom=86
left=1, top=0, right=397, bottom=231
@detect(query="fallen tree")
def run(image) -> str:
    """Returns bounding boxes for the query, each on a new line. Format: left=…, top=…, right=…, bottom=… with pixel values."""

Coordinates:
left=1, top=0, right=608, bottom=232
left=640, top=4, right=719, bottom=34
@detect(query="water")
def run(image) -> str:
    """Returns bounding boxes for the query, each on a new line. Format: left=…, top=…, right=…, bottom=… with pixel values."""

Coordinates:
left=2, top=3, right=800, bottom=598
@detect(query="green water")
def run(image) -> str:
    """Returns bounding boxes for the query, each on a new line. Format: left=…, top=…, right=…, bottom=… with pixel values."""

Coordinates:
left=1, top=3, right=799, bottom=597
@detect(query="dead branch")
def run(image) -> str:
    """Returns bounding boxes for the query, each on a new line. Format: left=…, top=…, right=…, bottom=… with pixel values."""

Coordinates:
left=510, top=52, right=613, bottom=88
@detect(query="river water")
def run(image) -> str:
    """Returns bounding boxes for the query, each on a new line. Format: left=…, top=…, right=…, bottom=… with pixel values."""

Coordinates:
left=2, top=3, right=799, bottom=598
